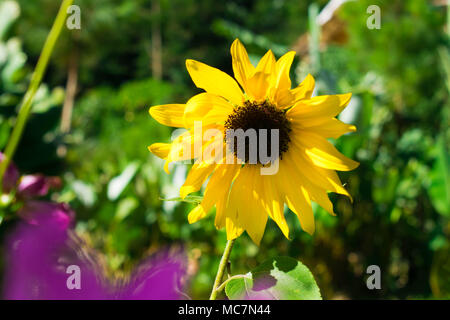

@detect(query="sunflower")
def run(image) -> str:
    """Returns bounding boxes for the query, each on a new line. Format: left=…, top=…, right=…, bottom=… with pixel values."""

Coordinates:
left=148, top=39, right=359, bottom=245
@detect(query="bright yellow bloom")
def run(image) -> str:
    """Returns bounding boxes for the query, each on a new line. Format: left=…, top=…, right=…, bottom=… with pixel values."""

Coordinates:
left=148, top=39, right=359, bottom=245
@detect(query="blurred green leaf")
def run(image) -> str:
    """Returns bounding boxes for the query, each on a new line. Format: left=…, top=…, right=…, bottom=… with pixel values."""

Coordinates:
left=1, top=38, right=26, bottom=86
left=428, top=136, right=450, bottom=217
left=71, top=180, right=97, bottom=207
left=115, top=196, right=139, bottom=221
left=0, top=1, right=20, bottom=41
left=211, top=19, right=287, bottom=56
left=430, top=245, right=450, bottom=298
left=107, top=161, right=140, bottom=201
left=31, top=85, right=65, bottom=113
left=438, top=47, right=450, bottom=93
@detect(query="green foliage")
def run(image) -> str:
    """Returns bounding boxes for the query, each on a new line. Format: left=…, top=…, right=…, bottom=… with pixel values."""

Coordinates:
left=225, top=257, right=321, bottom=300
left=0, top=0, right=449, bottom=300
left=0, top=0, right=64, bottom=173
left=161, top=195, right=203, bottom=205
left=428, top=136, right=450, bottom=217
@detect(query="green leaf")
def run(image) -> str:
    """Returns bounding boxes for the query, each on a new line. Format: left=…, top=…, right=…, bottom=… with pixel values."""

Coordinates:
left=115, top=196, right=139, bottom=221
left=225, top=256, right=321, bottom=300
left=428, top=135, right=450, bottom=217
left=71, top=180, right=96, bottom=207
left=225, top=273, right=253, bottom=300
left=160, top=195, right=203, bottom=205
left=107, top=161, right=140, bottom=201
left=0, top=1, right=20, bottom=41
left=1, top=39, right=26, bottom=85
left=32, top=85, right=65, bottom=113
left=438, top=47, right=450, bottom=93
left=430, top=245, right=450, bottom=298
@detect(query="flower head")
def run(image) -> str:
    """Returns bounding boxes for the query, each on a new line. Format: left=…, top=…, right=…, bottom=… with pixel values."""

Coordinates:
left=148, top=39, right=359, bottom=245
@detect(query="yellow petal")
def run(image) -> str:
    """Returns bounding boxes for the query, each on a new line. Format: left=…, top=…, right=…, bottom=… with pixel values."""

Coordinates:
left=277, top=162, right=315, bottom=235
left=225, top=167, right=251, bottom=240
left=246, top=71, right=271, bottom=101
left=293, top=131, right=359, bottom=171
left=188, top=205, right=208, bottom=224
left=180, top=161, right=216, bottom=199
left=167, top=130, right=197, bottom=161
left=231, top=39, right=255, bottom=92
left=291, top=74, right=315, bottom=100
left=322, top=168, right=353, bottom=202
left=224, top=168, right=245, bottom=236
left=185, top=162, right=240, bottom=226
left=149, top=104, right=185, bottom=128
left=289, top=142, right=352, bottom=199
left=184, top=93, right=233, bottom=127
left=225, top=215, right=245, bottom=240
left=286, top=188, right=315, bottom=235
left=186, top=165, right=235, bottom=223
left=287, top=93, right=352, bottom=127
left=295, top=118, right=357, bottom=139
left=246, top=50, right=276, bottom=101
left=273, top=51, right=296, bottom=92
left=242, top=167, right=268, bottom=245
left=225, top=166, right=267, bottom=244
left=186, top=59, right=244, bottom=105
left=274, top=74, right=314, bottom=108
left=148, top=143, right=171, bottom=159
left=261, top=174, right=290, bottom=239
left=276, top=74, right=315, bottom=108
left=284, top=152, right=335, bottom=215
left=210, top=164, right=240, bottom=229
left=150, top=129, right=201, bottom=174
left=255, top=50, right=277, bottom=74
left=202, top=108, right=232, bottom=126
left=309, top=186, right=335, bottom=216
left=160, top=131, right=194, bottom=174
left=215, top=197, right=227, bottom=229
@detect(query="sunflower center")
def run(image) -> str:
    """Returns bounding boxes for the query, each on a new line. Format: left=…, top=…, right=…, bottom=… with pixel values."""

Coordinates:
left=224, top=100, right=291, bottom=164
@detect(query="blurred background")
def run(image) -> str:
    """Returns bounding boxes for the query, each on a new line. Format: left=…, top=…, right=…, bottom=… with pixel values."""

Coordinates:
left=0, top=0, right=449, bottom=299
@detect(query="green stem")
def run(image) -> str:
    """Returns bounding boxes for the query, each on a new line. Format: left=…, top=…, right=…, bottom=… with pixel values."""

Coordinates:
left=209, top=239, right=235, bottom=300
left=0, top=0, right=73, bottom=190
left=215, top=274, right=251, bottom=293
left=308, top=3, right=320, bottom=74
left=447, top=0, right=450, bottom=42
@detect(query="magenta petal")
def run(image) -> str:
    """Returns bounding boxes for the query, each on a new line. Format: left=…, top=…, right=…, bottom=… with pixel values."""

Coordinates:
left=119, top=251, right=187, bottom=300
left=0, top=152, right=19, bottom=193
left=17, top=175, right=50, bottom=198
left=4, top=203, right=188, bottom=300
left=3, top=207, right=105, bottom=299
left=16, top=201, right=75, bottom=229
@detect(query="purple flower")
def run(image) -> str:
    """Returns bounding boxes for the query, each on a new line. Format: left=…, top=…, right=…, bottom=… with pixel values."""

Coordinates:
left=17, top=175, right=51, bottom=198
left=16, top=201, right=74, bottom=228
left=3, top=202, right=187, bottom=300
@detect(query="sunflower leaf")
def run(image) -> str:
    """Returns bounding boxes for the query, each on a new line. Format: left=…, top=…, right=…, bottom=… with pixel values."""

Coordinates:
left=225, top=256, right=321, bottom=300
left=224, top=273, right=253, bottom=300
